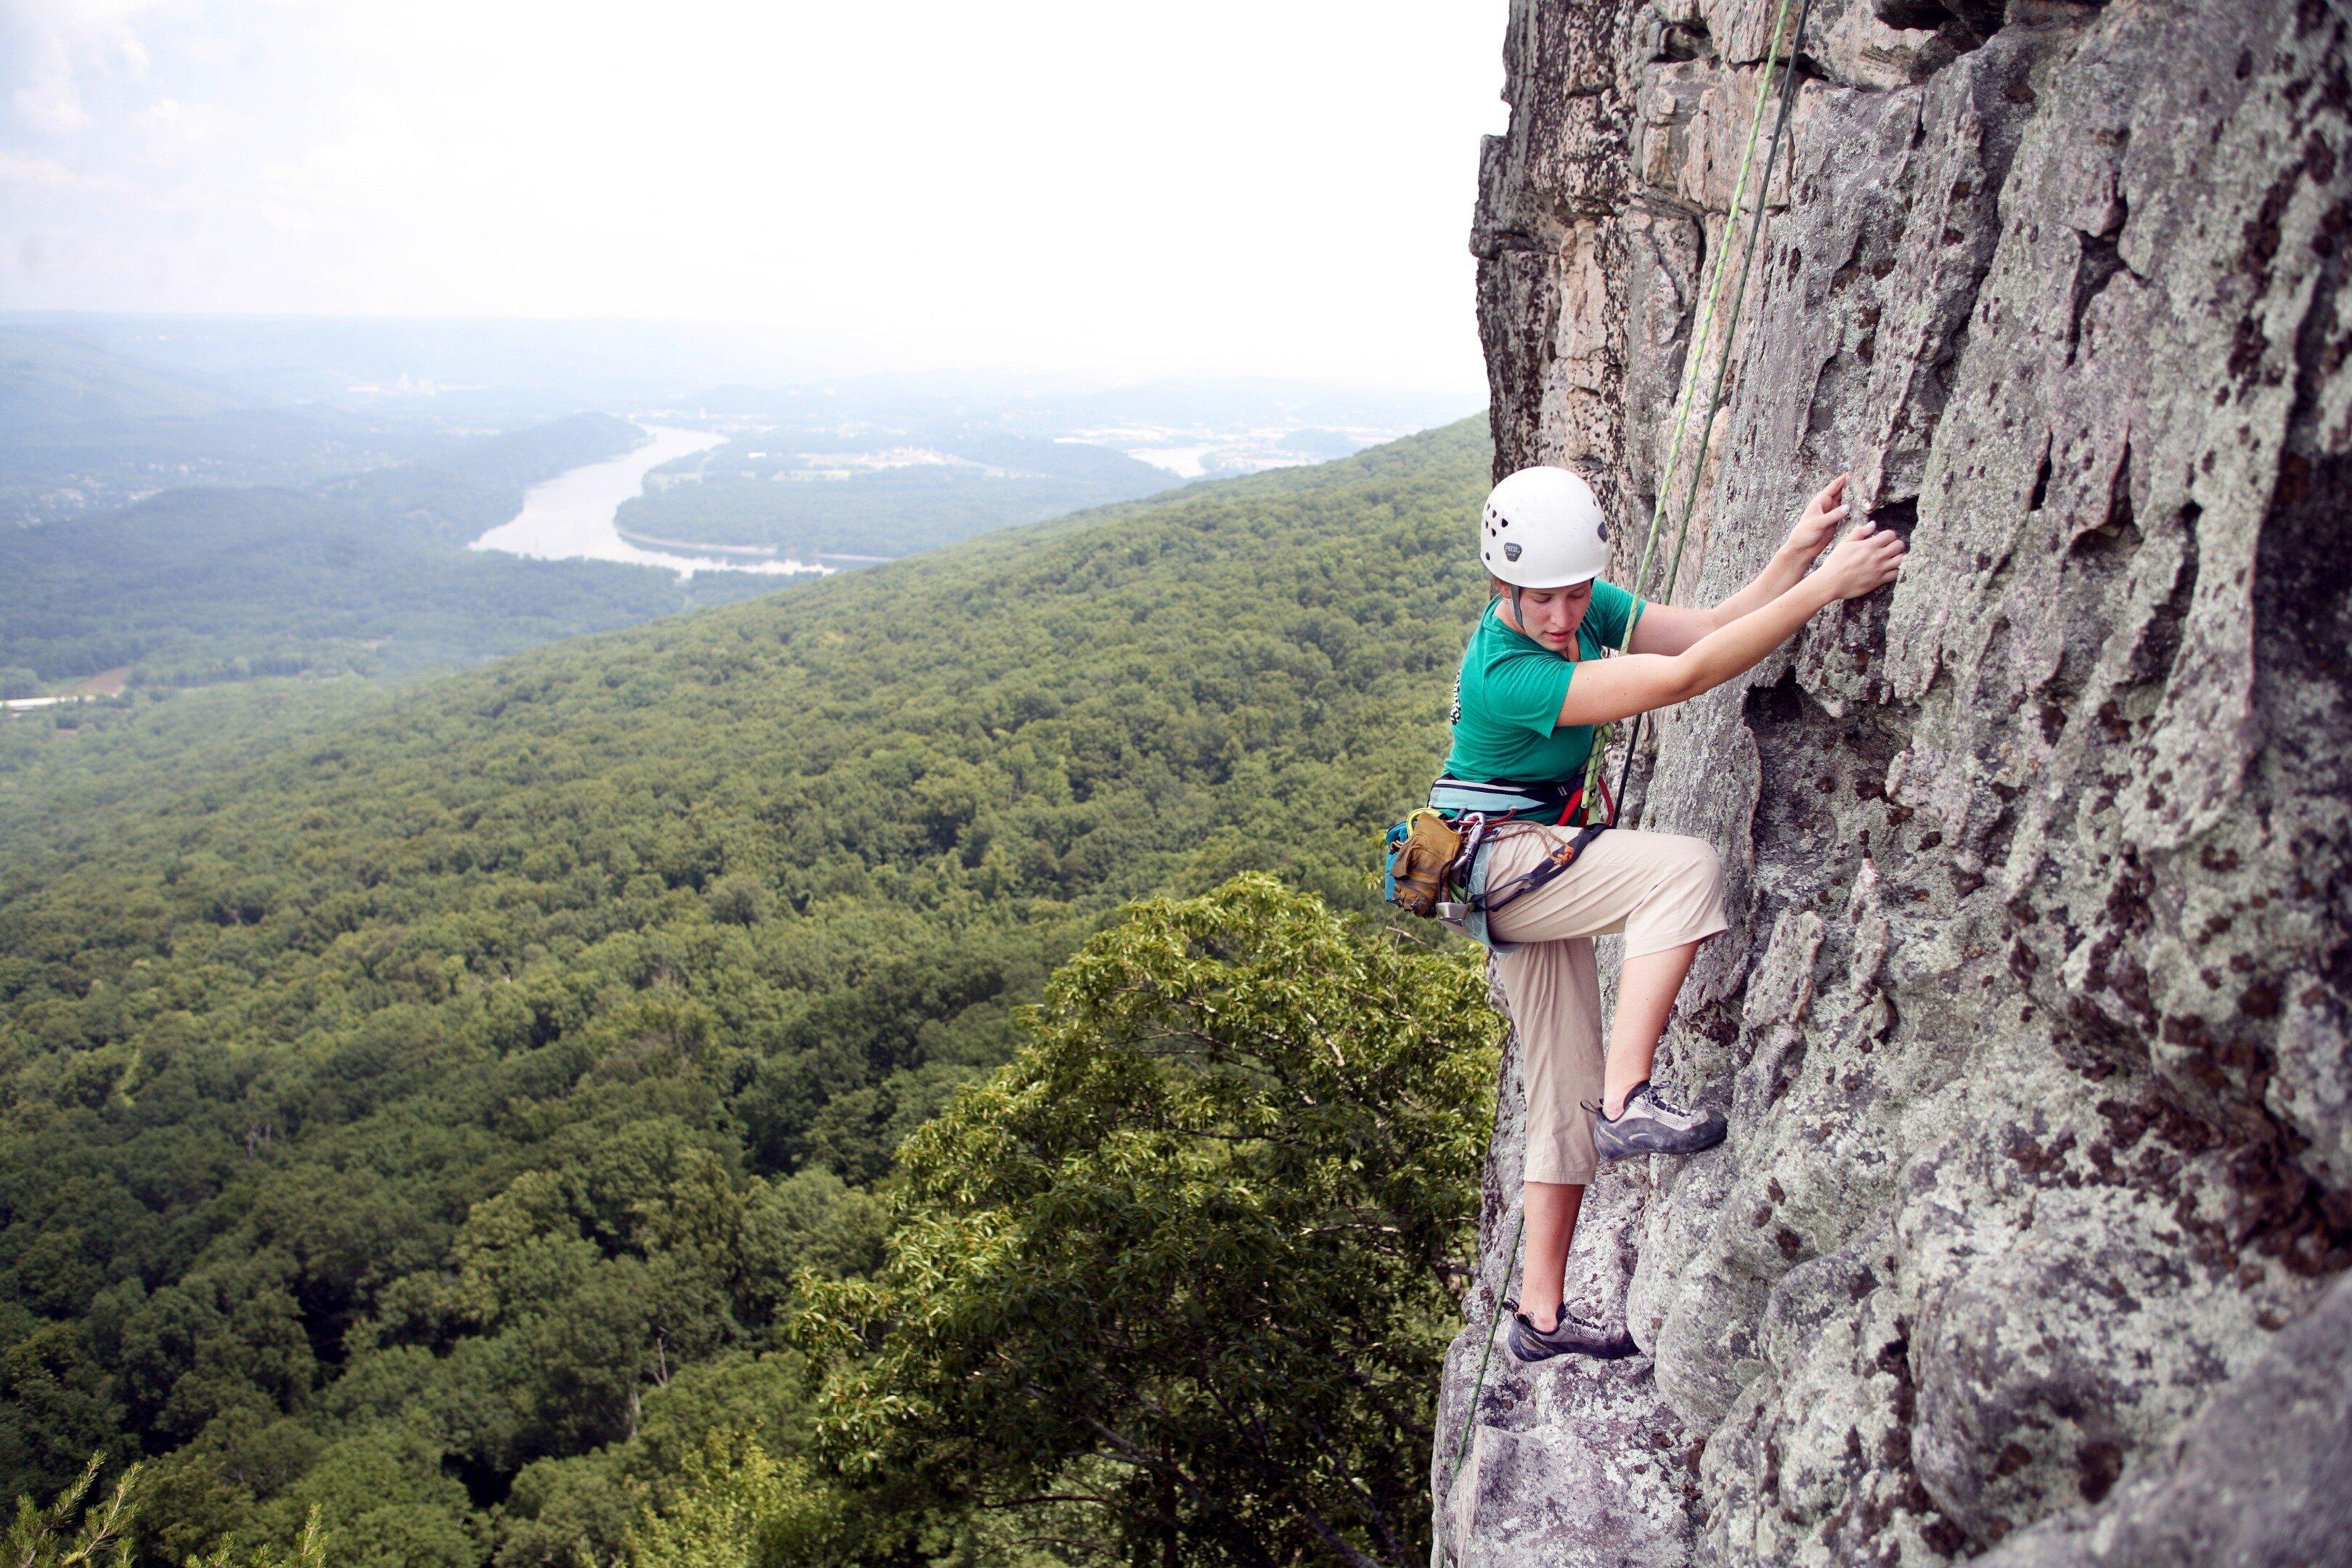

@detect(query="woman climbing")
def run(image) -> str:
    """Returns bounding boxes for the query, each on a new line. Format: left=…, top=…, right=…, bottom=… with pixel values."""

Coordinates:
left=1437, top=464, right=1904, bottom=1363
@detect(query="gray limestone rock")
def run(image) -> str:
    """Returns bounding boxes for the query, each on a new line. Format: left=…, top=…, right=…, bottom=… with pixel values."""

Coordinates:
left=1972, top=1271, right=2352, bottom=1568
left=1437, top=0, right=2352, bottom=1564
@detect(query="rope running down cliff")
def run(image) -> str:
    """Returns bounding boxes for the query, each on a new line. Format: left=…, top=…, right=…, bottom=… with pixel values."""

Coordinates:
left=1583, top=0, right=1818, bottom=825
left=1444, top=0, right=1815, bottom=1509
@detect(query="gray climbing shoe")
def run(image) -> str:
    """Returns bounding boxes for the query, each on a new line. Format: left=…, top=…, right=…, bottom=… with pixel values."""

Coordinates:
left=1504, top=1300, right=1637, bottom=1363
left=1594, top=1081, right=1726, bottom=1159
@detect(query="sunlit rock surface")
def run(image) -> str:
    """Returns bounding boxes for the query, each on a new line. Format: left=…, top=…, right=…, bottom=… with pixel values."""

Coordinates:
left=1436, top=0, right=2351, bottom=1563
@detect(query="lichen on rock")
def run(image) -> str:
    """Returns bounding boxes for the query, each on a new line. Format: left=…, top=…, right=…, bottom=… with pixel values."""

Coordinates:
left=1437, top=1, right=2352, bottom=1564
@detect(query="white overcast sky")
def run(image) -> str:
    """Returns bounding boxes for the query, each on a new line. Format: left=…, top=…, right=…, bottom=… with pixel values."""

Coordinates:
left=0, top=1, right=1511, bottom=396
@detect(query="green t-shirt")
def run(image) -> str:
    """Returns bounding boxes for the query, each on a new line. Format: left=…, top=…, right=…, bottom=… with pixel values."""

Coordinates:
left=1440, top=580, right=1643, bottom=809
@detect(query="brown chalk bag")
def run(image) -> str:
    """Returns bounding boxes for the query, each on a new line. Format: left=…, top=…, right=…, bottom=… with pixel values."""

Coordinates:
left=1386, top=809, right=1463, bottom=918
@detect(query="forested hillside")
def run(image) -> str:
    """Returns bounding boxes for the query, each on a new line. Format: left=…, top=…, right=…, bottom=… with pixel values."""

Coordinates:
left=0, top=419, right=1491, bottom=1567
left=0, top=681, right=393, bottom=857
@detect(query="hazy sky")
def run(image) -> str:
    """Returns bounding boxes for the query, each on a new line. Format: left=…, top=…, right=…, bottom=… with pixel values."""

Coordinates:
left=0, top=1, right=1511, bottom=395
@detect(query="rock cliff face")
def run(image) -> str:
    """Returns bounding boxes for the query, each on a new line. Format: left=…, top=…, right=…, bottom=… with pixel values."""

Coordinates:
left=1436, top=1, right=2352, bottom=1564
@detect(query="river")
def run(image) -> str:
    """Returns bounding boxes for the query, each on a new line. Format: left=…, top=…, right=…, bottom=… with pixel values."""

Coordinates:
left=470, top=424, right=831, bottom=578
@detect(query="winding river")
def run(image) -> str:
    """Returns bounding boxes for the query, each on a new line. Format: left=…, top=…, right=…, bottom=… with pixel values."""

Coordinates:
left=470, top=424, right=830, bottom=578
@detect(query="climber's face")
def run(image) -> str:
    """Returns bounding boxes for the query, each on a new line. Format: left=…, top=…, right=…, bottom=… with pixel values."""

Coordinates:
left=1496, top=578, right=1593, bottom=653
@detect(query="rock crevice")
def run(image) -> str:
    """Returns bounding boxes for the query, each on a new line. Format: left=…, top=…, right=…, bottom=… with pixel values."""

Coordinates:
left=1440, top=1, right=2351, bottom=1562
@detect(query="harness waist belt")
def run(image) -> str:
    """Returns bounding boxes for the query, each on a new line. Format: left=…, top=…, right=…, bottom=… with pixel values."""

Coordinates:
left=1427, top=776, right=1581, bottom=820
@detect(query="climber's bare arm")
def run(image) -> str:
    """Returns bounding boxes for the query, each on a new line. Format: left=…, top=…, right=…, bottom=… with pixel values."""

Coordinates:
left=1559, top=513, right=1901, bottom=728
left=1626, top=474, right=1853, bottom=656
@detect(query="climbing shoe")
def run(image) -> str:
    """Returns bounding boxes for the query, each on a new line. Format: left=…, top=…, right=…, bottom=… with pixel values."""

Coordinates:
left=1504, top=1300, right=1637, bottom=1363
left=1594, top=1081, right=1727, bottom=1159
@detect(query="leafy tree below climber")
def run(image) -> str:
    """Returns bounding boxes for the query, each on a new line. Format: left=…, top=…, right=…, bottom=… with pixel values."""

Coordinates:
left=1434, top=463, right=1903, bottom=1363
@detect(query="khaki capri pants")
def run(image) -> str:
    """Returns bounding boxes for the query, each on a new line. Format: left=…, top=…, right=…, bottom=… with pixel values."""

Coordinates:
left=1460, top=825, right=1728, bottom=1185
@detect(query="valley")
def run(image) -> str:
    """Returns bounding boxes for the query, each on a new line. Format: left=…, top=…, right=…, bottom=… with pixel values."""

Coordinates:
left=0, top=417, right=1492, bottom=1568
left=0, top=411, right=780, bottom=697
left=0, top=324, right=1437, bottom=714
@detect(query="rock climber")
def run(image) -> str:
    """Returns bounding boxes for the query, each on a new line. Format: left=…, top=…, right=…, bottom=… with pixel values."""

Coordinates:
left=1435, top=464, right=1904, bottom=1363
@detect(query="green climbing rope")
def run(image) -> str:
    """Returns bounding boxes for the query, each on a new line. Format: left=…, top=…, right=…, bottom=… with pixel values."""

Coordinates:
left=1656, top=0, right=1817, bottom=621
left=1584, top=0, right=1816, bottom=822
left=1622, top=0, right=1803, bottom=616
left=1440, top=1209, right=1524, bottom=1506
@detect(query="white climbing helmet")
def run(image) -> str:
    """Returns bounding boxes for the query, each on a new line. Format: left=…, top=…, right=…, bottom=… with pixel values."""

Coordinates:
left=1479, top=466, right=1611, bottom=588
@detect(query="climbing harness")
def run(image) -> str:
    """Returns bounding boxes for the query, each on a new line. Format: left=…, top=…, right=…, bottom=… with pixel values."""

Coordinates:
left=1386, top=777, right=1610, bottom=950
left=1585, top=0, right=1816, bottom=823
left=1387, top=780, right=1579, bottom=919
left=1450, top=818, right=1610, bottom=952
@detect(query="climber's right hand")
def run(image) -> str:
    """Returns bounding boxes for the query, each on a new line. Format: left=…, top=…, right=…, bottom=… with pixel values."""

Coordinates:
left=1817, top=519, right=1906, bottom=601
left=1556, top=518, right=1905, bottom=728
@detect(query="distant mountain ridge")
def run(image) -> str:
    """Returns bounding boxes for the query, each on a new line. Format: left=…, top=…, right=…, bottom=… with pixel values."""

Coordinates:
left=0, top=326, right=253, bottom=431
left=0, top=325, right=438, bottom=528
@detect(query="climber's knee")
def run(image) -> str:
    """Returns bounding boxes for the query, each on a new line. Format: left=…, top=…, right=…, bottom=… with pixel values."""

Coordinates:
left=1690, top=839, right=1724, bottom=923
left=1622, top=833, right=1730, bottom=959
left=1674, top=834, right=1723, bottom=894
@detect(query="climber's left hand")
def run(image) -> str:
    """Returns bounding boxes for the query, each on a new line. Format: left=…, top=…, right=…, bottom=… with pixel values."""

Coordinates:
left=1779, top=473, right=1851, bottom=565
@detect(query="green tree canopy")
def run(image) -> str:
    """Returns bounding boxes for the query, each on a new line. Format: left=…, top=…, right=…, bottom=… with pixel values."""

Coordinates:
left=799, top=876, right=1499, bottom=1568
